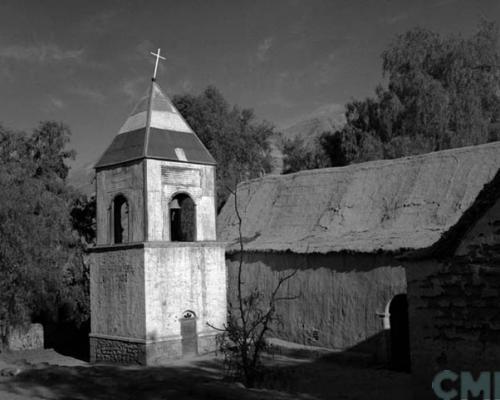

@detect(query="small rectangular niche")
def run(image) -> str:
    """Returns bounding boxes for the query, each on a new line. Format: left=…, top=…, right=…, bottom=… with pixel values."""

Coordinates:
left=161, top=166, right=201, bottom=187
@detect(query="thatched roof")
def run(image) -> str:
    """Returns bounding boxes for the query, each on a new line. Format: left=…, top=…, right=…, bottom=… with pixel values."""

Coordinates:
left=217, top=141, right=500, bottom=254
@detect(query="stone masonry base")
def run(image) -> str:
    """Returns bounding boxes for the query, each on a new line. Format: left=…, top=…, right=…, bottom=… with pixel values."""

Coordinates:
left=90, top=331, right=219, bottom=365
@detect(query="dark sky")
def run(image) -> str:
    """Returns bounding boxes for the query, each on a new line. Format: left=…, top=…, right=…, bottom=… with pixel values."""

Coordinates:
left=0, top=0, right=499, bottom=169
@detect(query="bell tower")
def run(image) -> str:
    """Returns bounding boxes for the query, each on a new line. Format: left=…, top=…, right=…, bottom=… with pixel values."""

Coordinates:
left=89, top=50, right=226, bottom=364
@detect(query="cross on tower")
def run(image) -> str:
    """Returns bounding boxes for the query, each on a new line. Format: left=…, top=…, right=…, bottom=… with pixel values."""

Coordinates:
left=150, top=48, right=166, bottom=81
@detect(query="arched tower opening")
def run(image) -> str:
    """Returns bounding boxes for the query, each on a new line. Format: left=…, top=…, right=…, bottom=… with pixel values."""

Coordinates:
left=113, top=194, right=129, bottom=244
left=170, top=193, right=196, bottom=242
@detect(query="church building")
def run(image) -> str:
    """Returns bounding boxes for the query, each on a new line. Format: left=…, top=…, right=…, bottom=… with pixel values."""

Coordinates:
left=89, top=52, right=226, bottom=364
left=218, top=141, right=500, bottom=384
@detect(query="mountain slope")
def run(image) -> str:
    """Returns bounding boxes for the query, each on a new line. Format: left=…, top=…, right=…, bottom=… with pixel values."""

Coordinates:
left=281, top=105, right=346, bottom=148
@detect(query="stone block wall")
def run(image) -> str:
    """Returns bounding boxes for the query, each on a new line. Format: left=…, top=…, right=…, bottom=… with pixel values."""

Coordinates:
left=90, top=333, right=219, bottom=365
left=407, top=198, right=500, bottom=399
left=90, top=336, right=146, bottom=364
left=145, top=338, right=182, bottom=364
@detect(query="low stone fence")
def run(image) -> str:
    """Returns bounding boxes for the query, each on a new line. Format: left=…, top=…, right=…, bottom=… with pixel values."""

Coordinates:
left=1, top=323, right=44, bottom=352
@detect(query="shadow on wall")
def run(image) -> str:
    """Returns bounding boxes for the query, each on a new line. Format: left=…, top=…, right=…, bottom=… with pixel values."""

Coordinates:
left=346, top=327, right=411, bottom=372
left=346, top=294, right=411, bottom=372
left=227, top=251, right=408, bottom=274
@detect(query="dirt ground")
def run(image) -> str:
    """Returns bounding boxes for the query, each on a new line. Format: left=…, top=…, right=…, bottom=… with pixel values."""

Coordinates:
left=0, top=349, right=410, bottom=400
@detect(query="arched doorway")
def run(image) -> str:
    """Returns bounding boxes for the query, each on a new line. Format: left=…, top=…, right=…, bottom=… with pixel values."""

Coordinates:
left=179, top=310, right=198, bottom=356
left=170, top=193, right=196, bottom=242
left=388, top=294, right=411, bottom=371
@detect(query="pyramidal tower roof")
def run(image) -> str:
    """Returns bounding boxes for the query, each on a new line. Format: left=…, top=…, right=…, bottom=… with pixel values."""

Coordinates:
left=95, top=80, right=215, bottom=169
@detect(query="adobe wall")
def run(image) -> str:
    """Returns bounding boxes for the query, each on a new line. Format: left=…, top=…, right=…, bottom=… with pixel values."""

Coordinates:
left=407, top=199, right=500, bottom=399
left=144, top=242, right=226, bottom=343
left=89, top=246, right=146, bottom=340
left=226, top=252, right=406, bottom=353
left=89, top=242, right=226, bottom=364
left=95, top=162, right=145, bottom=245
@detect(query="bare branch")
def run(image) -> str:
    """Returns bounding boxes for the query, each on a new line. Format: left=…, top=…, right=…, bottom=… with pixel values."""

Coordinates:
left=213, top=181, right=298, bottom=387
left=206, top=321, right=228, bottom=332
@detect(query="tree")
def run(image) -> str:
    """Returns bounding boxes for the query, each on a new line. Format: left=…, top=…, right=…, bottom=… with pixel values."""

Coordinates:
left=380, top=20, right=500, bottom=150
left=70, top=194, right=96, bottom=246
left=0, top=122, right=89, bottom=345
left=30, top=121, right=75, bottom=181
left=282, top=135, right=330, bottom=174
left=290, top=20, right=500, bottom=172
left=173, top=86, right=275, bottom=209
left=211, top=185, right=297, bottom=387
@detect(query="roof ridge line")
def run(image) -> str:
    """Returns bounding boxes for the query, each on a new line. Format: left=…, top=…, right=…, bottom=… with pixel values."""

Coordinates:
left=143, top=79, right=155, bottom=158
left=234, top=140, right=500, bottom=186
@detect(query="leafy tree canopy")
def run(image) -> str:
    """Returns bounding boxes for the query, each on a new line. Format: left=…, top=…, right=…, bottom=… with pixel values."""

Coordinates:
left=282, top=135, right=330, bottom=174
left=0, top=122, right=88, bottom=338
left=173, top=86, right=275, bottom=209
left=283, top=20, right=500, bottom=173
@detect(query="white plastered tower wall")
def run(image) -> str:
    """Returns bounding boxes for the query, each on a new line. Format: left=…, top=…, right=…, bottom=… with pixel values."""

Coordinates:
left=143, top=244, right=226, bottom=355
left=89, top=76, right=226, bottom=364
left=146, top=159, right=217, bottom=241
left=143, top=159, right=226, bottom=360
